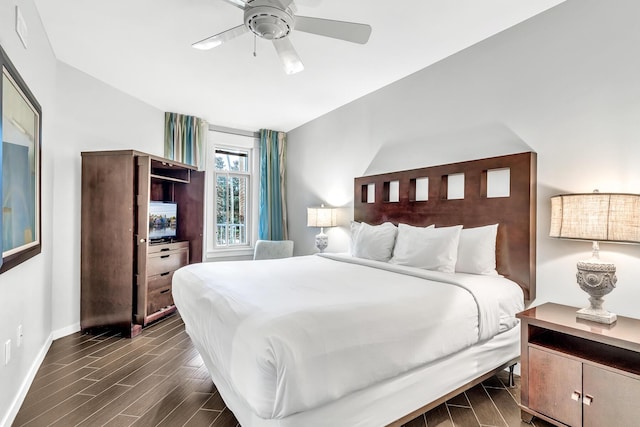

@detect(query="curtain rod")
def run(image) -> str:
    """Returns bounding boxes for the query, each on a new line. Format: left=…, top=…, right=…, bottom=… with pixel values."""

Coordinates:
left=209, top=124, right=259, bottom=139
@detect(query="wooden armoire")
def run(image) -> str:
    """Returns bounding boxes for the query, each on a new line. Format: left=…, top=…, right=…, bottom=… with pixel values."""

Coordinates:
left=80, top=150, right=204, bottom=337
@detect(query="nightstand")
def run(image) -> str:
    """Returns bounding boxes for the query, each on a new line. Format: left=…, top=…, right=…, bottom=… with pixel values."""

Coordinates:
left=517, top=302, right=640, bottom=427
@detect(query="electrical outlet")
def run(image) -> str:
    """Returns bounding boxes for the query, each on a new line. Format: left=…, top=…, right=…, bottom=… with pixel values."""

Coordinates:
left=17, top=325, right=23, bottom=347
left=4, top=340, right=10, bottom=365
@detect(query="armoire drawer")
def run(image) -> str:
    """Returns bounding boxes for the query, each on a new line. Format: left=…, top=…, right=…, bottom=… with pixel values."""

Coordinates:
left=147, top=285, right=174, bottom=315
left=147, top=247, right=188, bottom=276
left=147, top=271, right=174, bottom=292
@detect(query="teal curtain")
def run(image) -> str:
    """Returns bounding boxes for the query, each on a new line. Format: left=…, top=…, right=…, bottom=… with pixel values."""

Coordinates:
left=259, top=129, right=288, bottom=240
left=164, top=112, right=207, bottom=169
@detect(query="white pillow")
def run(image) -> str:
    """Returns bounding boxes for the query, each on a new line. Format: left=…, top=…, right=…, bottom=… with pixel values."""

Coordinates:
left=351, top=222, right=398, bottom=262
left=390, top=224, right=462, bottom=273
left=456, top=224, right=499, bottom=275
left=349, top=221, right=361, bottom=255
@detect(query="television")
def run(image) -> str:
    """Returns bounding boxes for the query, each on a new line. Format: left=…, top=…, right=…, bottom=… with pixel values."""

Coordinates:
left=149, top=201, right=178, bottom=242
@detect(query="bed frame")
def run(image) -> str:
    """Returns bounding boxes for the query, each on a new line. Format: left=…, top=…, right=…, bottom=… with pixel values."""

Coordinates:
left=353, top=152, right=537, bottom=426
left=354, top=151, right=537, bottom=301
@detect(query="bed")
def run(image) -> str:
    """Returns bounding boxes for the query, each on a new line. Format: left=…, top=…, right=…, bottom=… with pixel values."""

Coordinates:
left=173, top=152, right=537, bottom=426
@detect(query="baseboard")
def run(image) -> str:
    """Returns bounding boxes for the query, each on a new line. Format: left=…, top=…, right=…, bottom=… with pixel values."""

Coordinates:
left=52, top=322, right=80, bottom=340
left=1, top=333, right=53, bottom=427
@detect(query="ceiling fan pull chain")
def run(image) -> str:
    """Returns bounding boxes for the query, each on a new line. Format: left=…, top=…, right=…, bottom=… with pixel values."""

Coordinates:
left=253, top=34, right=257, bottom=57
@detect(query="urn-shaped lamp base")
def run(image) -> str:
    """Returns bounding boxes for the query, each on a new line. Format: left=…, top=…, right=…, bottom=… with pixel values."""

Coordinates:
left=575, top=256, right=617, bottom=324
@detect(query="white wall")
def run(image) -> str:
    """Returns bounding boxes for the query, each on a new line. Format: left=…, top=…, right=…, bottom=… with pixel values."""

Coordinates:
left=287, top=0, right=640, bottom=318
left=1, top=1, right=165, bottom=424
left=50, top=62, right=164, bottom=336
left=0, top=0, right=56, bottom=425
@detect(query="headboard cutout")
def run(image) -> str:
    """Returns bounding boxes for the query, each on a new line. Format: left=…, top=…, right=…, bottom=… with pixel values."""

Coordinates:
left=354, top=152, right=537, bottom=300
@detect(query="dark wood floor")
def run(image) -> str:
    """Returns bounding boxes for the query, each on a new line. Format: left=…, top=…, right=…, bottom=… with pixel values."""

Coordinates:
left=13, top=313, right=553, bottom=427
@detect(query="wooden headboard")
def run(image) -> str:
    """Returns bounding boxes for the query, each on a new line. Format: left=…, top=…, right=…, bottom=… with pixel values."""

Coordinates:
left=354, top=152, right=537, bottom=301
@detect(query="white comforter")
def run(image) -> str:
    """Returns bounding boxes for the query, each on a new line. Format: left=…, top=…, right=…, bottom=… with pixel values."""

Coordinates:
left=172, top=254, right=523, bottom=420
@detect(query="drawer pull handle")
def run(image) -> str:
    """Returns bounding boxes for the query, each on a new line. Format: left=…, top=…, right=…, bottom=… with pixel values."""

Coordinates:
left=583, top=395, right=593, bottom=406
left=571, top=391, right=581, bottom=401
left=160, top=272, right=170, bottom=276
left=160, top=248, right=170, bottom=252
left=160, top=254, right=170, bottom=259
left=160, top=289, right=171, bottom=294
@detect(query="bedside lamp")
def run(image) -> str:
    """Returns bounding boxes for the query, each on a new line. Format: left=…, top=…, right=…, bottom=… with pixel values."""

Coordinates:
left=550, top=192, right=640, bottom=324
left=307, top=204, right=337, bottom=252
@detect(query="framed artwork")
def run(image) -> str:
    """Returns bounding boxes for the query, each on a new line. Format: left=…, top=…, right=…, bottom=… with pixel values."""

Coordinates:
left=0, top=45, right=42, bottom=273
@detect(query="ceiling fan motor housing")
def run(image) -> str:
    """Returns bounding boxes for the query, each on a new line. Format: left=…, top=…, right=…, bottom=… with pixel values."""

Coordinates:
left=244, top=5, right=294, bottom=40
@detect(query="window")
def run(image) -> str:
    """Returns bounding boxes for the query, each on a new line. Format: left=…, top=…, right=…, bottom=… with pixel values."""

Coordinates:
left=215, top=149, right=250, bottom=247
left=206, top=130, right=258, bottom=257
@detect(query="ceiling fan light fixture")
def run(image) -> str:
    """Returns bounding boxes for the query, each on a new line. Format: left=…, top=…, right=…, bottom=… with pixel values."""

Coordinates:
left=244, top=6, right=293, bottom=40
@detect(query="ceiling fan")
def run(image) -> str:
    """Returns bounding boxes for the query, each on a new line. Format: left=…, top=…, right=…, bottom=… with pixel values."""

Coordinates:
left=192, top=0, right=372, bottom=74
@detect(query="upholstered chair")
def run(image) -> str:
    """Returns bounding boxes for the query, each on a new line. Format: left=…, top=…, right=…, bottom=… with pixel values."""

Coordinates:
left=253, top=240, right=294, bottom=260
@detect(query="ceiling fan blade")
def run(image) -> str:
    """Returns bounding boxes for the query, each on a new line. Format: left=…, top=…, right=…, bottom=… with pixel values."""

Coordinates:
left=274, top=0, right=295, bottom=9
left=192, top=25, right=249, bottom=50
left=219, top=0, right=248, bottom=10
left=272, top=38, right=304, bottom=75
left=294, top=16, right=372, bottom=44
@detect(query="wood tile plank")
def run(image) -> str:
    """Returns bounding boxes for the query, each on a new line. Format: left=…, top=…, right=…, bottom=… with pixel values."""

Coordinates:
left=142, top=314, right=182, bottom=337
left=83, top=346, right=164, bottom=395
left=448, top=404, right=480, bottom=426
left=87, top=337, right=157, bottom=369
left=56, top=335, right=123, bottom=364
left=425, top=403, right=453, bottom=427
left=103, top=414, right=139, bottom=427
left=128, top=378, right=204, bottom=426
left=30, top=355, right=99, bottom=389
left=89, top=344, right=155, bottom=380
left=46, top=332, right=97, bottom=352
left=121, top=372, right=186, bottom=417
left=482, top=374, right=506, bottom=389
left=184, top=409, right=220, bottom=427
left=43, top=337, right=109, bottom=364
left=13, top=379, right=95, bottom=426
left=117, top=347, right=185, bottom=386
left=211, top=408, right=239, bottom=427
left=20, top=394, right=93, bottom=427
left=484, top=386, right=532, bottom=427
left=447, top=391, right=471, bottom=408
left=465, top=383, right=507, bottom=427
left=152, top=347, right=200, bottom=376
left=77, top=374, right=168, bottom=427
left=31, top=362, right=66, bottom=380
left=202, top=391, right=226, bottom=411
left=156, top=391, right=213, bottom=427
left=86, top=336, right=132, bottom=359
left=49, top=384, right=131, bottom=427
left=19, top=367, right=97, bottom=409
left=148, top=323, right=188, bottom=346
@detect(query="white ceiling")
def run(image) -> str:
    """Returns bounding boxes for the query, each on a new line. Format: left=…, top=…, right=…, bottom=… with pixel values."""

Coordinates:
left=34, top=0, right=565, bottom=132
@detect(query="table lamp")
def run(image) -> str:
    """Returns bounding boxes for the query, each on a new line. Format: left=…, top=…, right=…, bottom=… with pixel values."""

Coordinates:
left=550, top=191, right=640, bottom=324
left=307, top=204, right=337, bottom=252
